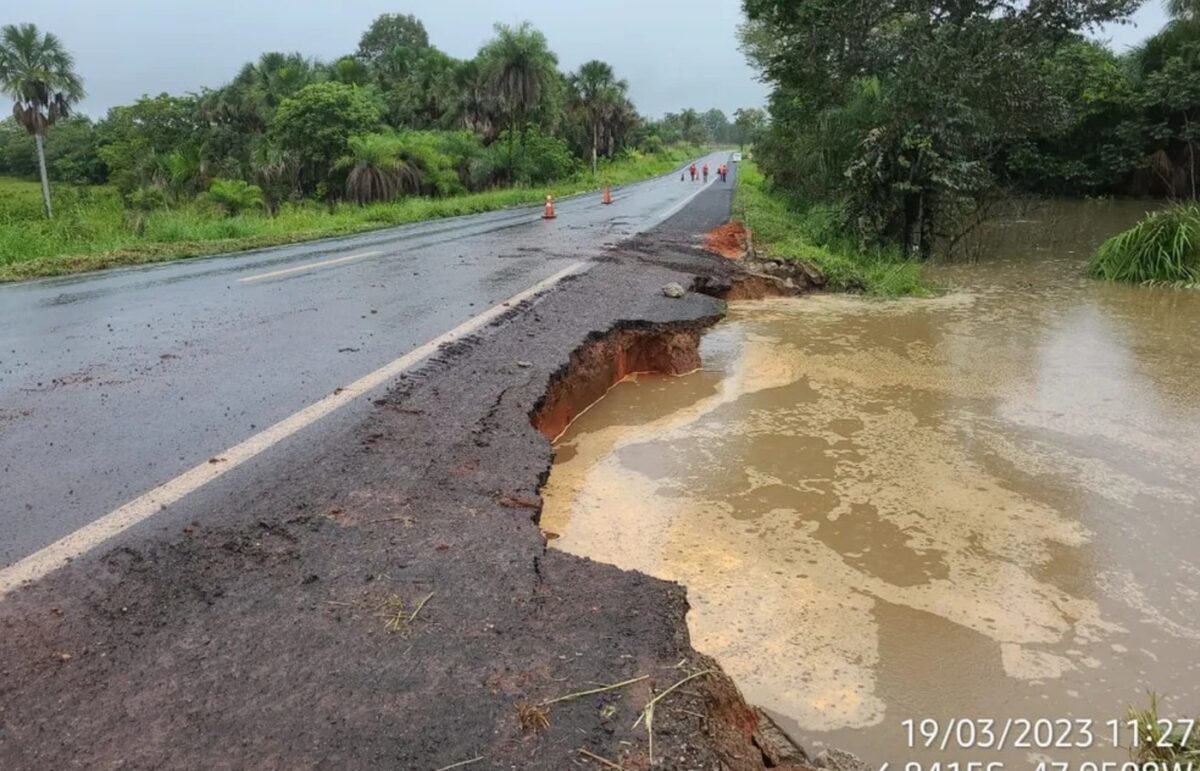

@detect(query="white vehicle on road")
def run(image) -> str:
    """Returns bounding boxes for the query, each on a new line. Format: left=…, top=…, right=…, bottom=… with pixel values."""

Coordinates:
left=731, top=152, right=743, bottom=163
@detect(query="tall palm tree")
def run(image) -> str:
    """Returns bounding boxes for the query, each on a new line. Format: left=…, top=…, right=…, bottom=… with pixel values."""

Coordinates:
left=479, top=22, right=558, bottom=182
left=1164, top=0, right=1200, bottom=20
left=569, top=60, right=628, bottom=175
left=445, top=59, right=497, bottom=139
left=0, top=23, right=84, bottom=218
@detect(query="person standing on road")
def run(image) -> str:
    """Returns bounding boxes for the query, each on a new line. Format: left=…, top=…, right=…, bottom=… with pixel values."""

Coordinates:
left=702, top=163, right=709, bottom=183
left=689, top=163, right=697, bottom=182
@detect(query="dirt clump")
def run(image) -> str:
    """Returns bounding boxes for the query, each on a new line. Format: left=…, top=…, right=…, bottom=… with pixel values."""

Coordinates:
left=705, top=221, right=751, bottom=260
left=692, top=257, right=826, bottom=301
left=700, top=220, right=748, bottom=259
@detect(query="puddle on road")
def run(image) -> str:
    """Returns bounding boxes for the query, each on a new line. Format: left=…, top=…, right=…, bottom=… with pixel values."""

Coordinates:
left=539, top=214, right=1200, bottom=763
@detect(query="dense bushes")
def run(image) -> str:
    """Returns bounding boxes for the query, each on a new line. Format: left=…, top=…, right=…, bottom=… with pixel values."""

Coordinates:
left=742, top=0, right=1199, bottom=260
left=271, top=83, right=383, bottom=194
left=734, top=161, right=925, bottom=296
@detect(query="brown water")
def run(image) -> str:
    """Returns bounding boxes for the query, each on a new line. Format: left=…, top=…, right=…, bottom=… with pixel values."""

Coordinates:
left=540, top=201, right=1200, bottom=765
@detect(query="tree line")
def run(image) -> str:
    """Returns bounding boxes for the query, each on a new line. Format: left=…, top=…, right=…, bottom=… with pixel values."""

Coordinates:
left=0, top=14, right=756, bottom=218
left=741, top=0, right=1200, bottom=258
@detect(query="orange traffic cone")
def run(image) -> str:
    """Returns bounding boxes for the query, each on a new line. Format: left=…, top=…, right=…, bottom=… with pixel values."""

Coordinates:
left=602, top=186, right=613, bottom=205
left=543, top=194, right=556, bottom=220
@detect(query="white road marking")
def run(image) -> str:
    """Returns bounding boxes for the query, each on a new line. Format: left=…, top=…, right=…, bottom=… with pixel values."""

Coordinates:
left=0, top=260, right=591, bottom=598
left=238, top=250, right=383, bottom=283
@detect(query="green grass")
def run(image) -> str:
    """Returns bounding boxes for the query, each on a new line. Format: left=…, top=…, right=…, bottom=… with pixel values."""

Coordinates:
left=1128, top=694, right=1200, bottom=763
left=733, top=160, right=927, bottom=297
left=0, top=145, right=702, bottom=282
left=1089, top=203, right=1200, bottom=286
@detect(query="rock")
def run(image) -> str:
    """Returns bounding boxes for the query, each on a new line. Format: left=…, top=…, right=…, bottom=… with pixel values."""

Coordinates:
left=662, top=282, right=686, bottom=298
left=795, top=259, right=828, bottom=288
left=813, top=748, right=873, bottom=771
left=516, top=360, right=532, bottom=368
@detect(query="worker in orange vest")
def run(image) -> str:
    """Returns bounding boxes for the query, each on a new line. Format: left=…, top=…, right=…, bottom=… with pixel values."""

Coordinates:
left=689, top=163, right=697, bottom=181
left=702, top=163, right=709, bottom=182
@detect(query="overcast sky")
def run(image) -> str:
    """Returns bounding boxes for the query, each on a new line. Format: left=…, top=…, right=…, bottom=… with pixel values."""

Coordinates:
left=17, top=1, right=1172, bottom=121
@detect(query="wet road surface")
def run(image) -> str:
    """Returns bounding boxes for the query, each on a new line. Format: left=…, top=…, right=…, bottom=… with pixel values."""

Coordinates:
left=0, top=166, right=759, bottom=771
left=0, top=152, right=730, bottom=567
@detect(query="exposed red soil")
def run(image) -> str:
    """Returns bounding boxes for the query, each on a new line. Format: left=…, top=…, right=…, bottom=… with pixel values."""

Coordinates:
left=704, top=221, right=750, bottom=260
left=532, top=323, right=704, bottom=440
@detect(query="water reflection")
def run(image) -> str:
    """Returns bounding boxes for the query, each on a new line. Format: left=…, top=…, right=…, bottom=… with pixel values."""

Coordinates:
left=540, top=201, right=1200, bottom=763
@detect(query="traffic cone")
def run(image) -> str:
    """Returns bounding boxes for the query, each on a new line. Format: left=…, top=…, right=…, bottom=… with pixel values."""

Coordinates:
left=602, top=186, right=613, bottom=205
left=543, top=194, right=556, bottom=220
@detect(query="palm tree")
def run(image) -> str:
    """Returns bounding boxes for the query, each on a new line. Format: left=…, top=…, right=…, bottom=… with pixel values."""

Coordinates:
left=340, top=133, right=421, bottom=204
left=0, top=23, right=84, bottom=218
left=249, top=139, right=301, bottom=215
left=569, top=60, right=628, bottom=175
left=479, top=22, right=558, bottom=182
left=604, top=97, right=638, bottom=157
left=1164, top=0, right=1200, bottom=20
left=221, top=52, right=319, bottom=132
left=444, top=59, right=497, bottom=139
left=327, top=56, right=372, bottom=87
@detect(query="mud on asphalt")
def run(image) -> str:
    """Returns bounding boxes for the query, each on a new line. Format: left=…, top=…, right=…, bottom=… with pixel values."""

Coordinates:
left=0, top=184, right=820, bottom=770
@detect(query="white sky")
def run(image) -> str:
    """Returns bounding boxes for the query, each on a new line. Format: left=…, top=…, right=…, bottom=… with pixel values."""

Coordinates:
left=15, top=0, right=1173, bottom=120
left=1093, top=2, right=1171, bottom=52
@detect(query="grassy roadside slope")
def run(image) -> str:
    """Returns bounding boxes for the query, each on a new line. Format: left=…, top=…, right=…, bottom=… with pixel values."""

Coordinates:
left=0, top=147, right=701, bottom=282
left=732, top=160, right=926, bottom=297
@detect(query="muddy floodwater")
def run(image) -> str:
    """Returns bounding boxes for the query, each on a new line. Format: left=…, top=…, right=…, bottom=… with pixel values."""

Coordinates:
left=540, top=201, right=1200, bottom=765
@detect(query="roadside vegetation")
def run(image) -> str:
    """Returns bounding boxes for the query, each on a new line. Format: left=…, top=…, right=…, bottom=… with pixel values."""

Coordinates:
left=0, top=15, right=753, bottom=279
left=733, top=161, right=925, bottom=297
left=739, top=0, right=1200, bottom=281
left=0, top=148, right=697, bottom=280
left=1090, top=203, right=1200, bottom=285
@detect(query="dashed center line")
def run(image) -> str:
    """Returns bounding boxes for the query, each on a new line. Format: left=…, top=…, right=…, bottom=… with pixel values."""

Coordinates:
left=238, top=250, right=383, bottom=283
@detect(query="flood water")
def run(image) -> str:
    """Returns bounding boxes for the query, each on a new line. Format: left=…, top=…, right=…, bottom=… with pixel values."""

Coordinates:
left=540, top=201, right=1200, bottom=765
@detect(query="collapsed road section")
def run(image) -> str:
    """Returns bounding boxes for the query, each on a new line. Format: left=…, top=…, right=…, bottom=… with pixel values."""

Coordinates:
left=0, top=183, right=826, bottom=770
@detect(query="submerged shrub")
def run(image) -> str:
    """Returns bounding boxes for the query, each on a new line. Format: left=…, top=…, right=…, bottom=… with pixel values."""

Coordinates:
left=1128, top=693, right=1200, bottom=762
left=1090, top=204, right=1200, bottom=285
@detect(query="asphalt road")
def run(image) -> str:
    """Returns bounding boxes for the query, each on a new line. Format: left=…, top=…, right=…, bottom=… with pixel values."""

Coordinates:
left=0, top=151, right=732, bottom=567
